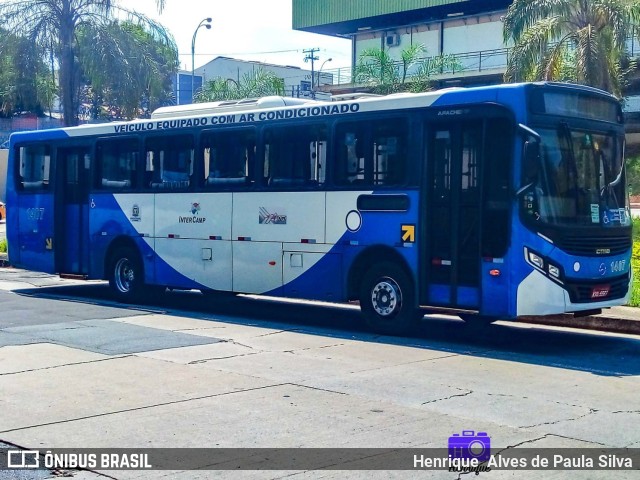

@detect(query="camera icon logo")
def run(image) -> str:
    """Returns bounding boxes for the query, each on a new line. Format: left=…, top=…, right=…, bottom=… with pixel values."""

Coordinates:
left=448, top=430, right=491, bottom=463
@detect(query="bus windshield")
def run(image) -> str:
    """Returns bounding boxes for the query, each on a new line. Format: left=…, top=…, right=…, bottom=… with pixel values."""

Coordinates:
left=528, top=126, right=628, bottom=227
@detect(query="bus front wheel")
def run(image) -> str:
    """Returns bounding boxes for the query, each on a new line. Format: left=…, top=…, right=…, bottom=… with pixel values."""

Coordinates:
left=359, top=262, right=418, bottom=335
left=109, top=247, right=145, bottom=302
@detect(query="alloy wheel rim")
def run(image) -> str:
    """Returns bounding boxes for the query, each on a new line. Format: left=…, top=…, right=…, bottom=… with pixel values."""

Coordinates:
left=114, top=258, right=134, bottom=293
left=371, top=278, right=402, bottom=317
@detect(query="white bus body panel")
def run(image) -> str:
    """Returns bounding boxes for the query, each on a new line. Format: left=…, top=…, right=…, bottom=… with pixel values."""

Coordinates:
left=232, top=192, right=326, bottom=243
left=155, top=239, right=233, bottom=290
left=233, top=241, right=282, bottom=293
left=516, top=270, right=631, bottom=316
left=231, top=192, right=326, bottom=293
left=155, top=193, right=233, bottom=240
left=112, top=194, right=155, bottom=239
left=154, top=193, right=233, bottom=290
left=325, top=191, right=371, bottom=243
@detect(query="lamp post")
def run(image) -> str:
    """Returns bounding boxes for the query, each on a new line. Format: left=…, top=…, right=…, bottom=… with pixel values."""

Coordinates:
left=317, top=58, right=333, bottom=90
left=191, top=17, right=212, bottom=103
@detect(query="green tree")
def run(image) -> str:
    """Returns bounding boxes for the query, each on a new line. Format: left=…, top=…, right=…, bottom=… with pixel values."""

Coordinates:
left=354, top=44, right=460, bottom=94
left=195, top=68, right=285, bottom=102
left=0, top=28, right=54, bottom=116
left=77, top=21, right=178, bottom=120
left=0, top=1, right=174, bottom=126
left=503, top=0, right=640, bottom=97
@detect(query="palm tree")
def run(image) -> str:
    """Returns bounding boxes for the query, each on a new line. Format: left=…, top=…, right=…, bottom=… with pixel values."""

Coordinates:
left=195, top=68, right=285, bottom=102
left=0, top=1, right=174, bottom=126
left=503, top=0, right=640, bottom=97
left=77, top=21, right=178, bottom=120
left=354, top=44, right=460, bottom=94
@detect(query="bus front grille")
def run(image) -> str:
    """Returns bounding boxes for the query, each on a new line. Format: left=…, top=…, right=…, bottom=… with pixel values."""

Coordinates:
left=564, top=274, right=630, bottom=303
left=554, top=233, right=631, bottom=256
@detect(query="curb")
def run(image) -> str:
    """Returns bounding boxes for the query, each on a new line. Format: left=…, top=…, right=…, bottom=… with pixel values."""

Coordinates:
left=518, top=314, right=640, bottom=335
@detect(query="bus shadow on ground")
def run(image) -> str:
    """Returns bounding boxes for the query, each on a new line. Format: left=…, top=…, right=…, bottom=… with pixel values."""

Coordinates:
left=12, top=283, right=640, bottom=378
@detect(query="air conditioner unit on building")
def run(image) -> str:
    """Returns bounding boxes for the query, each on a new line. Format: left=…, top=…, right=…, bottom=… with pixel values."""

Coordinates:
left=385, top=33, right=400, bottom=47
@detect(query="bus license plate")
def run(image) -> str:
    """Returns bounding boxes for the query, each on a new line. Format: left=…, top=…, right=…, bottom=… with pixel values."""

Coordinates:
left=591, top=285, right=610, bottom=299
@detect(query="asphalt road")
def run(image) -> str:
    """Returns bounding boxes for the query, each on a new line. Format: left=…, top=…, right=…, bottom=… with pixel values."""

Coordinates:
left=0, top=270, right=639, bottom=479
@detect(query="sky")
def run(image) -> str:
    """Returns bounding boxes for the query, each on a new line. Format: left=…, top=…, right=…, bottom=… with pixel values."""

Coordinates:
left=132, top=0, right=352, bottom=73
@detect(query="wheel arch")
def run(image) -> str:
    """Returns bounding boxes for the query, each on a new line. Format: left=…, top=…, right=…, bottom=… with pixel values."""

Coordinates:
left=347, top=245, right=415, bottom=301
left=103, top=236, right=143, bottom=280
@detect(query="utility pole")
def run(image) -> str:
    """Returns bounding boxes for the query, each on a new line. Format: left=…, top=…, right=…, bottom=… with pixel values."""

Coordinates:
left=303, top=48, right=320, bottom=95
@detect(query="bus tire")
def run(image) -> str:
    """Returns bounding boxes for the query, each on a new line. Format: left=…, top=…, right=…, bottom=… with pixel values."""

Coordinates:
left=109, top=246, right=145, bottom=302
left=359, top=262, right=418, bottom=335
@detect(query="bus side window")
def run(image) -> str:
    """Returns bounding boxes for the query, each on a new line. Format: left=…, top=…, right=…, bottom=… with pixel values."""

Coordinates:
left=335, top=118, right=407, bottom=187
left=146, top=135, right=194, bottom=190
left=263, top=124, right=327, bottom=188
left=338, top=129, right=365, bottom=185
left=372, top=121, right=407, bottom=186
left=19, top=145, right=51, bottom=190
left=96, top=139, right=138, bottom=190
left=203, top=129, right=254, bottom=188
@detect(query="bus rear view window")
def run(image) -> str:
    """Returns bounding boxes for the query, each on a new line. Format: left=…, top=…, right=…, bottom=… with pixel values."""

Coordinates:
left=19, top=145, right=50, bottom=190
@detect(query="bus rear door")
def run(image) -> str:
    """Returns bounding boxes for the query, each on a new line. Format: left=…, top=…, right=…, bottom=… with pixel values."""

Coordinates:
left=56, top=147, right=91, bottom=275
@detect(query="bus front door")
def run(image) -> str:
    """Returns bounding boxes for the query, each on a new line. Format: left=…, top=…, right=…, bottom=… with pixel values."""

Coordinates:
left=422, top=122, right=482, bottom=311
left=56, top=147, right=90, bottom=275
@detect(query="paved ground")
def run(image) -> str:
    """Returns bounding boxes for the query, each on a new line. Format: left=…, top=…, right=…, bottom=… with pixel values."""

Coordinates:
left=0, top=267, right=639, bottom=479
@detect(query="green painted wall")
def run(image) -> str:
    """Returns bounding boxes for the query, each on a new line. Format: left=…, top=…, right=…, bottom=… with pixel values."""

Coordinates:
left=292, top=0, right=467, bottom=29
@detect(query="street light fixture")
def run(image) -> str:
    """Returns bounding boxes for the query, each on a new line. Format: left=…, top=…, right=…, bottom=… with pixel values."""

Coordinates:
left=317, top=58, right=333, bottom=89
left=191, top=17, right=212, bottom=103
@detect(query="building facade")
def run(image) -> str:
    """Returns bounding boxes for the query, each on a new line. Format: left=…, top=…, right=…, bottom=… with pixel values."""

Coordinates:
left=293, top=0, right=512, bottom=87
left=171, top=57, right=333, bottom=105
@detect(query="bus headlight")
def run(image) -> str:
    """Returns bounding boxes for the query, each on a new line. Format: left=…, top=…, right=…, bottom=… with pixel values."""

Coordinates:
left=525, top=247, right=564, bottom=284
left=548, top=264, right=560, bottom=278
left=526, top=249, right=545, bottom=270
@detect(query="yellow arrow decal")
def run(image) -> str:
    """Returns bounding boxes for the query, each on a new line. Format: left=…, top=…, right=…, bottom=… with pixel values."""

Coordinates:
left=401, top=225, right=415, bottom=243
left=45, top=238, right=53, bottom=250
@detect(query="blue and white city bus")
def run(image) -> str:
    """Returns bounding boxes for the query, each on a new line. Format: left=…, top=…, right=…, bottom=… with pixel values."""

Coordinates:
left=5, top=82, right=632, bottom=334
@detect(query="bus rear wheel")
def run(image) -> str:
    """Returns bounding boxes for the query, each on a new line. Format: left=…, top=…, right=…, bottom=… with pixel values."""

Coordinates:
left=359, top=262, right=419, bottom=335
left=109, top=246, right=145, bottom=302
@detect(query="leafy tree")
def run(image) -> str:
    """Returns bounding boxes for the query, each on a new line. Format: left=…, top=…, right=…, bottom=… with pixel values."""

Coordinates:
left=77, top=21, right=178, bottom=120
left=503, top=0, right=640, bottom=97
left=626, top=154, right=640, bottom=197
left=354, top=44, right=460, bottom=94
left=196, top=68, right=285, bottom=102
left=0, top=1, right=174, bottom=125
left=0, top=28, right=54, bottom=116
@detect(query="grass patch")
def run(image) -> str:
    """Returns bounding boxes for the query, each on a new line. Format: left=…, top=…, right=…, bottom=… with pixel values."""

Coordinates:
left=629, top=217, right=640, bottom=306
left=0, top=238, right=6, bottom=253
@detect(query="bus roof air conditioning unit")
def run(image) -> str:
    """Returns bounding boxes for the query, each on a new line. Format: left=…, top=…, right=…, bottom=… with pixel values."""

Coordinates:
left=385, top=34, right=400, bottom=47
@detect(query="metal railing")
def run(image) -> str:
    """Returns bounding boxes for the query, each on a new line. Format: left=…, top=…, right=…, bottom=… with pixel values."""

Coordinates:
left=319, top=47, right=510, bottom=87
left=319, top=37, right=640, bottom=87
